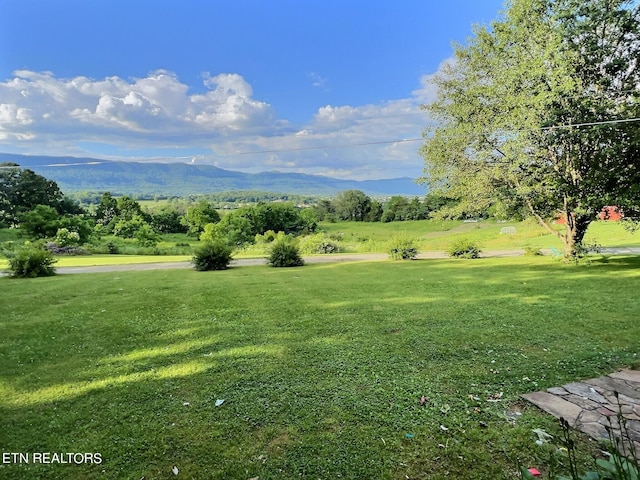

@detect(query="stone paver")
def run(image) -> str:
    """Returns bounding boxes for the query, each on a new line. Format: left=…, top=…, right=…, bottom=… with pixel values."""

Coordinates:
left=522, top=369, right=640, bottom=451
left=521, top=391, right=583, bottom=426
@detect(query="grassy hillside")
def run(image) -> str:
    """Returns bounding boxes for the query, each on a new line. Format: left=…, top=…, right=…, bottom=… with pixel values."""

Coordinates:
left=2, top=257, right=639, bottom=479
left=318, top=219, right=639, bottom=252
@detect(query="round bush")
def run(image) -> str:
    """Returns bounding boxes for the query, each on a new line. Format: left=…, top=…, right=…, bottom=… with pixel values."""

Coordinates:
left=388, top=236, right=418, bottom=260
left=6, top=244, right=57, bottom=278
left=447, top=239, right=481, bottom=259
left=268, top=238, right=304, bottom=267
left=192, top=240, right=234, bottom=271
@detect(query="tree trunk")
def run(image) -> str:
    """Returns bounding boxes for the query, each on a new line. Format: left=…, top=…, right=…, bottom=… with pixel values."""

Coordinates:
left=563, top=212, right=592, bottom=260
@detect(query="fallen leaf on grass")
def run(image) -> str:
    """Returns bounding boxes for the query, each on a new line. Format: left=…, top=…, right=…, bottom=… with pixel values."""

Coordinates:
left=420, top=396, right=427, bottom=406
left=172, top=466, right=179, bottom=475
left=215, top=399, right=225, bottom=407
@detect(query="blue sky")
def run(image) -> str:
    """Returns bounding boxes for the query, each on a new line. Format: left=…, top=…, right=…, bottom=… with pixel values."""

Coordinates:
left=0, top=0, right=505, bottom=180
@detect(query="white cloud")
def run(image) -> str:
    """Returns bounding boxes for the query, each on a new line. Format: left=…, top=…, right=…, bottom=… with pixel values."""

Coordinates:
left=0, top=62, right=449, bottom=180
left=413, top=58, right=455, bottom=104
left=307, top=72, right=328, bottom=89
left=206, top=94, right=429, bottom=179
left=0, top=69, right=274, bottom=138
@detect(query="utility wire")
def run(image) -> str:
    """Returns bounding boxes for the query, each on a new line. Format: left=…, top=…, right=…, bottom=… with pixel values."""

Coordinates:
left=223, top=116, right=640, bottom=155
left=2, top=116, right=639, bottom=168
left=218, top=138, right=424, bottom=156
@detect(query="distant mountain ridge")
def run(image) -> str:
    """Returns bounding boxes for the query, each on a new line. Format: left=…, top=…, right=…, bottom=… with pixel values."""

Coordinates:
left=0, top=153, right=426, bottom=197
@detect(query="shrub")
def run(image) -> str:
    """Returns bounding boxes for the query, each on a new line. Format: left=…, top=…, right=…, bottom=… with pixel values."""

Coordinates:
left=255, top=230, right=279, bottom=244
left=54, top=228, right=80, bottom=247
left=298, top=233, right=340, bottom=255
left=106, top=241, right=119, bottom=254
left=268, top=238, right=304, bottom=267
left=388, top=235, right=418, bottom=260
left=192, top=240, right=234, bottom=271
left=523, top=246, right=542, bottom=256
left=447, top=239, right=481, bottom=259
left=134, top=224, right=160, bottom=247
left=0, top=241, right=18, bottom=256
left=5, top=243, right=57, bottom=277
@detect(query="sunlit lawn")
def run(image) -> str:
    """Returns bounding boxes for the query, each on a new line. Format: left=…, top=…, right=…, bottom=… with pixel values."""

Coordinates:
left=1, top=256, right=639, bottom=479
left=319, top=219, right=640, bottom=252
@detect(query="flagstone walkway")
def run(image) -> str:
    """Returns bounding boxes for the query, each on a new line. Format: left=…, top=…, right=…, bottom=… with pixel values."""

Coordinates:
left=522, top=369, right=640, bottom=451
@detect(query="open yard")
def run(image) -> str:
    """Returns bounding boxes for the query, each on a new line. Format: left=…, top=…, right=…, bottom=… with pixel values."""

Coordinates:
left=1, top=256, right=639, bottom=479
left=319, top=219, right=640, bottom=253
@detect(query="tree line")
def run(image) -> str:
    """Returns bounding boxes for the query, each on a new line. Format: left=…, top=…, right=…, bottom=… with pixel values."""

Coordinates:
left=2, top=163, right=459, bottom=251
left=313, top=189, right=455, bottom=223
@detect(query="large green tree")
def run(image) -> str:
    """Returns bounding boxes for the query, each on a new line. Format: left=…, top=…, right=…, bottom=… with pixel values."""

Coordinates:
left=333, top=190, right=372, bottom=222
left=182, top=200, right=221, bottom=236
left=0, top=163, right=71, bottom=227
left=419, top=0, right=640, bottom=257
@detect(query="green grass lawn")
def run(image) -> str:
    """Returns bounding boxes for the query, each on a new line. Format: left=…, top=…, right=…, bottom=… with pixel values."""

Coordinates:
left=319, top=219, right=640, bottom=252
left=2, top=257, right=639, bottom=479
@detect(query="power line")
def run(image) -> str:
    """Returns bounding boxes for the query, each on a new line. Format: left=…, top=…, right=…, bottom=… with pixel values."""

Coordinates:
left=218, top=138, right=424, bottom=156
left=2, top=116, right=639, bottom=168
left=223, top=116, right=640, bottom=155
left=541, top=116, right=640, bottom=131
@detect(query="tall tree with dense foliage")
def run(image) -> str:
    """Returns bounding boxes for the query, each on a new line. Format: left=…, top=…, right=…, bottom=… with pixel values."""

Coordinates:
left=419, top=0, right=640, bottom=257
left=182, top=199, right=221, bottom=236
left=333, top=190, right=372, bottom=222
left=0, top=163, right=70, bottom=227
left=94, top=192, right=119, bottom=227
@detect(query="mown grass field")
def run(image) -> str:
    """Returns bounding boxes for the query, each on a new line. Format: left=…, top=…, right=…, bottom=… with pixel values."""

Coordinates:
left=1, top=256, right=639, bottom=479
left=319, top=219, right=640, bottom=253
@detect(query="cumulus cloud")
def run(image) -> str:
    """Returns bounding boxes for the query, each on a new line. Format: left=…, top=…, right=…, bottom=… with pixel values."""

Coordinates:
left=412, top=58, right=455, bottom=104
left=0, top=62, right=448, bottom=180
left=206, top=94, right=430, bottom=179
left=0, top=69, right=274, bottom=139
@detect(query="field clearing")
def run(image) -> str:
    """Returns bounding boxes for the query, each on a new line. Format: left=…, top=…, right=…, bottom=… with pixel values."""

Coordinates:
left=319, top=219, right=640, bottom=252
left=1, top=257, right=639, bottom=479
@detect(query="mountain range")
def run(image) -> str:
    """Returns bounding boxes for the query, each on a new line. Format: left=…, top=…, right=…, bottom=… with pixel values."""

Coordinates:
left=0, top=153, right=425, bottom=197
